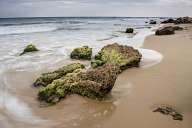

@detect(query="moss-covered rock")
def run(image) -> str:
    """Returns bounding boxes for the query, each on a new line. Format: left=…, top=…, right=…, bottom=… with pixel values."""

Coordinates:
left=34, top=63, right=85, bottom=87
left=38, top=64, right=120, bottom=105
left=125, top=28, right=134, bottom=33
left=91, top=43, right=142, bottom=70
left=70, top=46, right=92, bottom=60
left=20, top=44, right=39, bottom=55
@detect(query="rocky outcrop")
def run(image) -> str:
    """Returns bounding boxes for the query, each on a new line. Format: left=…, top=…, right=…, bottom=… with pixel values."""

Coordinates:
left=155, top=26, right=183, bottom=36
left=70, top=46, right=92, bottom=60
left=20, top=44, right=39, bottom=55
left=153, top=106, right=183, bottom=121
left=162, top=17, right=192, bottom=24
left=91, top=43, right=142, bottom=70
left=34, top=63, right=85, bottom=87
left=161, top=18, right=175, bottom=24
left=38, top=64, right=120, bottom=105
left=125, top=28, right=134, bottom=33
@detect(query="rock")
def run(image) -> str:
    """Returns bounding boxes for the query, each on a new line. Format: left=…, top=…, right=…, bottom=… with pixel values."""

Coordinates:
left=155, top=26, right=183, bottom=36
left=161, top=18, right=175, bottom=24
left=70, top=46, right=92, bottom=60
left=34, top=63, right=85, bottom=87
left=155, top=26, right=175, bottom=35
left=20, top=44, right=39, bottom=55
left=125, top=28, right=134, bottom=33
left=149, top=20, right=157, bottom=24
left=153, top=106, right=183, bottom=121
left=38, top=64, right=120, bottom=105
left=91, top=43, right=142, bottom=70
left=172, top=26, right=183, bottom=31
left=175, top=17, right=192, bottom=24
left=162, top=17, right=192, bottom=24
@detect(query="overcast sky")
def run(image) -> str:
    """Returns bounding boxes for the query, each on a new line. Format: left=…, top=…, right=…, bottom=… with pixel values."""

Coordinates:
left=0, top=0, right=192, bottom=18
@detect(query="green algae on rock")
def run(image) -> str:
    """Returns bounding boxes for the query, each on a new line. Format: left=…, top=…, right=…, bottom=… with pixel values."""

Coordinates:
left=20, top=44, right=39, bottom=55
left=125, top=28, right=134, bottom=33
left=34, top=63, right=85, bottom=87
left=91, top=43, right=142, bottom=70
left=70, top=46, right=92, bottom=60
left=38, top=64, right=120, bottom=105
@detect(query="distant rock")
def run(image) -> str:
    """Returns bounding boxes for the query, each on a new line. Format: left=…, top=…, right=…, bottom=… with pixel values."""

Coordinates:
left=125, top=28, right=134, bottom=33
left=155, top=26, right=183, bottom=36
left=175, top=17, right=192, bottom=24
left=149, top=20, right=157, bottom=24
left=38, top=64, right=120, bottom=105
left=20, top=44, right=39, bottom=55
left=162, top=17, right=192, bottom=24
left=70, top=46, right=92, bottom=60
left=155, top=26, right=175, bottom=35
left=91, top=43, right=142, bottom=70
left=161, top=18, right=175, bottom=24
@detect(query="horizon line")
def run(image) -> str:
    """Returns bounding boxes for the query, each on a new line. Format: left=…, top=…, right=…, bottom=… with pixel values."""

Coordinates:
left=0, top=16, right=175, bottom=19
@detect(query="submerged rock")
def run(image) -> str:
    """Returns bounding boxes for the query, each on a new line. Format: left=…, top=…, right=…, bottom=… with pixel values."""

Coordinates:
left=149, top=20, right=157, bottom=24
left=34, top=63, right=85, bottom=87
left=155, top=26, right=175, bottom=35
left=153, top=106, right=183, bottom=121
left=91, top=43, right=142, bottom=70
left=20, top=44, right=39, bottom=55
left=38, top=64, right=120, bottom=105
left=125, top=28, right=134, bottom=33
left=70, top=46, right=92, bottom=60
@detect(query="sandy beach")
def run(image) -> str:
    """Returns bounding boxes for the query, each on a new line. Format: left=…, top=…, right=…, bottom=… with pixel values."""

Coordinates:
left=102, top=24, right=192, bottom=128
left=0, top=21, right=192, bottom=128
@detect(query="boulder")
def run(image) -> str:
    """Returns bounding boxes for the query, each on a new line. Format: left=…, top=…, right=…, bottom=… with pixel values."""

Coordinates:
left=20, top=44, right=39, bottom=55
left=38, top=64, right=121, bottom=105
left=91, top=43, right=142, bottom=70
left=150, top=20, right=157, bottom=24
left=70, top=46, right=92, bottom=60
left=155, top=26, right=175, bottom=35
left=34, top=63, right=85, bottom=87
left=125, top=28, right=134, bottom=33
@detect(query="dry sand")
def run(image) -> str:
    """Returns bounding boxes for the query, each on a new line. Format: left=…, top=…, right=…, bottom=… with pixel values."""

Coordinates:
left=102, top=24, right=192, bottom=128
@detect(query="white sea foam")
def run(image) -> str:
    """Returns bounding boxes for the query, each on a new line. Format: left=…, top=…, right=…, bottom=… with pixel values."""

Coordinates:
left=0, top=24, right=58, bottom=35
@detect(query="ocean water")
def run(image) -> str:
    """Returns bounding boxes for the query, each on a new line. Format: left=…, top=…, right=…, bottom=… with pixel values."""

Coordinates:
left=0, top=17, right=163, bottom=70
left=0, top=17, right=163, bottom=128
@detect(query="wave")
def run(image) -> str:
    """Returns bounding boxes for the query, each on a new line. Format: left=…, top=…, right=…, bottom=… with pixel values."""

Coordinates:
left=0, top=24, right=84, bottom=35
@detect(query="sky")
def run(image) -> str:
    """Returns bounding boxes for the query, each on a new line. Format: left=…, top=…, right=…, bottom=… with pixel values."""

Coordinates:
left=0, top=0, right=192, bottom=18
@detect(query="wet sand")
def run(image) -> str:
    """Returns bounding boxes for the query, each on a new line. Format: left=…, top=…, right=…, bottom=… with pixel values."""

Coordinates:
left=103, top=24, right=192, bottom=128
left=1, top=24, right=192, bottom=128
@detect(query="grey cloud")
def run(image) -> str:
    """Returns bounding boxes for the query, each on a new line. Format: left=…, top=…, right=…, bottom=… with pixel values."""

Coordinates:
left=0, top=0, right=191, bottom=17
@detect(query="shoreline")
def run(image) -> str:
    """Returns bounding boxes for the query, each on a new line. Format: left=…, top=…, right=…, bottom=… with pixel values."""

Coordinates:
left=102, top=24, right=192, bottom=128
left=0, top=22, right=192, bottom=128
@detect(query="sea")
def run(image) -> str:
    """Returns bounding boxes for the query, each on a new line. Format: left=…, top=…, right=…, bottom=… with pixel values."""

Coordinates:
left=0, top=17, right=164, bottom=128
